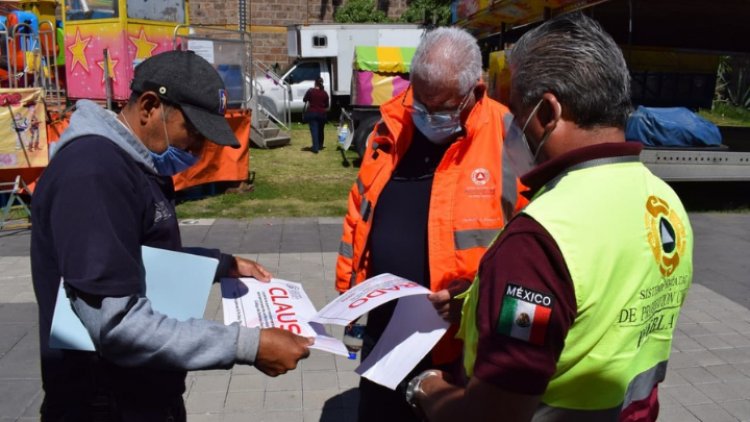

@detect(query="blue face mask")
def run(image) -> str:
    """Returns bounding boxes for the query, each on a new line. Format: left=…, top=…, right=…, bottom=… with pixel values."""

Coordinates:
left=122, top=110, right=198, bottom=176
left=150, top=146, right=199, bottom=176
left=122, top=106, right=200, bottom=176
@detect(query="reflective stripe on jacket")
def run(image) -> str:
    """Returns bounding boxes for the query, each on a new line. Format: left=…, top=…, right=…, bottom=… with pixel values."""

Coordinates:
left=335, top=87, right=524, bottom=364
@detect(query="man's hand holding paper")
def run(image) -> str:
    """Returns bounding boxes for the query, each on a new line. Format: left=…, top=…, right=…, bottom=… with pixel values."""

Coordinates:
left=255, top=328, right=313, bottom=376
left=229, top=256, right=272, bottom=281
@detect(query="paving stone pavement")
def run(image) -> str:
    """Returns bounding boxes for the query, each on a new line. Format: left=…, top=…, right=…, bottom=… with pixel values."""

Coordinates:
left=1, top=213, right=749, bottom=421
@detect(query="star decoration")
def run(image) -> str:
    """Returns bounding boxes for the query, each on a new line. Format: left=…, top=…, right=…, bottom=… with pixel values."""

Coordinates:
left=96, top=57, right=120, bottom=83
left=129, top=27, right=158, bottom=60
left=67, top=28, right=92, bottom=72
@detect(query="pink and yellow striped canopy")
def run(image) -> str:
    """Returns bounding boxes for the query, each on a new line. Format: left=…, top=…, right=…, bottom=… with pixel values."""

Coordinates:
left=353, top=46, right=416, bottom=73
left=352, top=46, right=416, bottom=106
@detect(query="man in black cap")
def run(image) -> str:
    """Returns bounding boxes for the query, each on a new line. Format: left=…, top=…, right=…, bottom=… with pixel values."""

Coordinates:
left=31, top=50, right=313, bottom=421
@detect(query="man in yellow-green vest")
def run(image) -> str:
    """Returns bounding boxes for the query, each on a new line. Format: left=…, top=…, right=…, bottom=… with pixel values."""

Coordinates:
left=406, top=13, right=694, bottom=422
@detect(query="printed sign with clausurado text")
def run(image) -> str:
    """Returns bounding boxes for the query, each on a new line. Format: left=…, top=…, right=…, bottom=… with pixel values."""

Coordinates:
left=220, top=273, right=433, bottom=356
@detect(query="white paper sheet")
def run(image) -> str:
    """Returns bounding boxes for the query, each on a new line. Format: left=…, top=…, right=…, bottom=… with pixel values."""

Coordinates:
left=187, top=40, right=215, bottom=64
left=220, top=277, right=349, bottom=356
left=220, top=273, right=450, bottom=385
left=355, top=295, right=449, bottom=389
left=312, top=273, right=432, bottom=325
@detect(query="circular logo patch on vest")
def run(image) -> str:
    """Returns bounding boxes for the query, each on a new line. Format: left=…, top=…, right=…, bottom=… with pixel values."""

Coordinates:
left=645, top=195, right=687, bottom=277
left=471, top=168, right=489, bottom=186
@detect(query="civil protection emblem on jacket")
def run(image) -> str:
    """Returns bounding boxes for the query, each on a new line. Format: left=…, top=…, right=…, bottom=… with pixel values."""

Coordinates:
left=645, top=195, right=687, bottom=277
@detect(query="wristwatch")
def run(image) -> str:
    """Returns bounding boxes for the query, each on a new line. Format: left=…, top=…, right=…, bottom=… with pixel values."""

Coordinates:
left=405, top=369, right=441, bottom=410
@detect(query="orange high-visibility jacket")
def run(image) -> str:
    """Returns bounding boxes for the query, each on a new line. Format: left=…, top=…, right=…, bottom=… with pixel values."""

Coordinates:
left=335, top=88, right=526, bottom=364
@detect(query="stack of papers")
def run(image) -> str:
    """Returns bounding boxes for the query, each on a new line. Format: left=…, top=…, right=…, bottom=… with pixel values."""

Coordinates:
left=221, top=273, right=449, bottom=389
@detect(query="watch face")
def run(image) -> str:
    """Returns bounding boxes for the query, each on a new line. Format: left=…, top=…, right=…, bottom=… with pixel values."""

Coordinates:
left=406, top=377, right=418, bottom=404
left=406, top=375, right=422, bottom=406
left=406, top=369, right=441, bottom=407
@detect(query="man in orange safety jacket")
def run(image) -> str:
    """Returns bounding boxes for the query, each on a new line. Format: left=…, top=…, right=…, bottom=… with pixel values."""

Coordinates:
left=334, top=27, right=526, bottom=422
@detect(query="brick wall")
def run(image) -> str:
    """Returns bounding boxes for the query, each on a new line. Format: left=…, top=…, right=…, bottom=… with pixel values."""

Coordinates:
left=189, top=0, right=411, bottom=67
left=190, top=0, right=236, bottom=25
left=252, top=32, right=290, bottom=69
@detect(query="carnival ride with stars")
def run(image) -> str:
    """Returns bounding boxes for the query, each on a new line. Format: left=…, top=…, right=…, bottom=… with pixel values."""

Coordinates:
left=0, top=0, right=254, bottom=210
left=0, top=0, right=192, bottom=184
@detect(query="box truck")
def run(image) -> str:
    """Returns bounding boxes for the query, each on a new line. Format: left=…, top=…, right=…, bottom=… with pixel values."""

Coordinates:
left=254, top=24, right=425, bottom=116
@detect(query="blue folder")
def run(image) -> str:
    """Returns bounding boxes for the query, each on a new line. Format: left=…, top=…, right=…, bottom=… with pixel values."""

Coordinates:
left=49, top=246, right=219, bottom=351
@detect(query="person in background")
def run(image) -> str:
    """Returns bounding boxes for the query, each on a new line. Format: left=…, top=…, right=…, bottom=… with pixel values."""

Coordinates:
left=31, top=50, right=312, bottom=421
left=335, top=27, right=524, bottom=422
left=303, top=76, right=329, bottom=154
left=410, top=13, right=694, bottom=422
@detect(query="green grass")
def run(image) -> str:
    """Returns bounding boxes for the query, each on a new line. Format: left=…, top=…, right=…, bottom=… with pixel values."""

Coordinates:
left=176, top=109, right=750, bottom=220
left=175, top=123, right=360, bottom=219
left=699, top=103, right=750, bottom=127
left=0, top=205, right=31, bottom=229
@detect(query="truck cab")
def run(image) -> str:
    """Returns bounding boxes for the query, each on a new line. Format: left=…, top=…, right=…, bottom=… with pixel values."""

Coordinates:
left=254, top=59, right=331, bottom=117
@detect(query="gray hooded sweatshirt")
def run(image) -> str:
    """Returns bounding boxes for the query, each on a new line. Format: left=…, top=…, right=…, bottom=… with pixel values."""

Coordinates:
left=60, top=100, right=260, bottom=371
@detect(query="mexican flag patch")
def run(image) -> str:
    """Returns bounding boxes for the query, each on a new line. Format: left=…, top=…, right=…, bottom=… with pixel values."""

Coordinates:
left=496, top=284, right=554, bottom=345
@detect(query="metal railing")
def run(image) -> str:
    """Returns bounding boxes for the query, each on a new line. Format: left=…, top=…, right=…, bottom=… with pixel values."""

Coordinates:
left=37, top=20, right=64, bottom=111
left=252, top=60, right=291, bottom=130
left=0, top=23, right=19, bottom=87
left=0, top=20, right=64, bottom=111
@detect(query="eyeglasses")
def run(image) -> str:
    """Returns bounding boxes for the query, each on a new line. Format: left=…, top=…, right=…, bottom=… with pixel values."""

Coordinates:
left=404, top=87, right=474, bottom=123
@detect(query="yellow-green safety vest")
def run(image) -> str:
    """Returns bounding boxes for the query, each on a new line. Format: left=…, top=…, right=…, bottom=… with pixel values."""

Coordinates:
left=458, top=156, right=693, bottom=418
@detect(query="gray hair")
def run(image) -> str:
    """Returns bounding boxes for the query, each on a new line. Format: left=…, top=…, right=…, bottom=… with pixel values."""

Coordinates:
left=410, top=27, right=482, bottom=96
left=509, top=13, right=632, bottom=129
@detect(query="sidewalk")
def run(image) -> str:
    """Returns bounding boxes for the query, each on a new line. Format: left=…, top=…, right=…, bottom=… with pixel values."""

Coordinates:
left=1, top=214, right=749, bottom=421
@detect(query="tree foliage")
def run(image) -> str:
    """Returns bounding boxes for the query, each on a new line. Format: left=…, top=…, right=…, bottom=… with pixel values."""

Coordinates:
left=334, top=0, right=389, bottom=23
left=398, top=0, right=452, bottom=26
left=715, top=56, right=750, bottom=110
left=334, top=0, right=451, bottom=25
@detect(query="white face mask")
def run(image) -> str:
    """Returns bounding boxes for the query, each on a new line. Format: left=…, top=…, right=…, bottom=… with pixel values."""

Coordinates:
left=411, top=91, right=473, bottom=145
left=503, top=99, right=553, bottom=177
left=412, top=104, right=462, bottom=144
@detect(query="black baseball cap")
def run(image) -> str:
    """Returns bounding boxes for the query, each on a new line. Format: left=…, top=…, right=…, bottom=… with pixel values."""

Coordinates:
left=130, top=50, right=240, bottom=148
